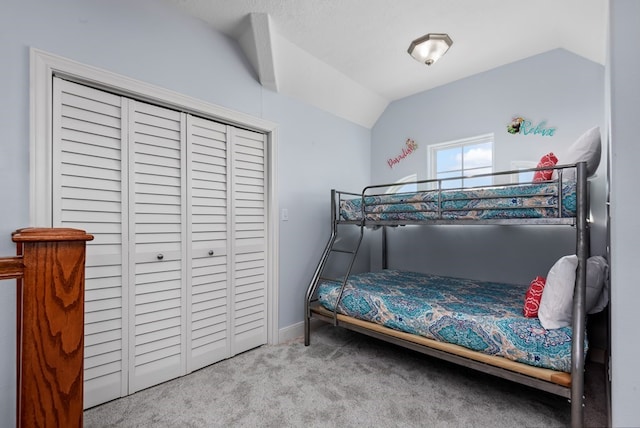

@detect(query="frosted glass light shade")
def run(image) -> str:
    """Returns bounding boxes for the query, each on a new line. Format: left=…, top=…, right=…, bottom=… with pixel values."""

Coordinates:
left=408, top=33, right=453, bottom=66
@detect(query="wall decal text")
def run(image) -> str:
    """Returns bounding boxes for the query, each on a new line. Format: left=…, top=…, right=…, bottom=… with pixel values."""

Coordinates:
left=388, top=138, right=418, bottom=168
left=507, top=117, right=556, bottom=137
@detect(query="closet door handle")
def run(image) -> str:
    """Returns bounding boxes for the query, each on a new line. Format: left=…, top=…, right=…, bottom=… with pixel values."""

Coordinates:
left=208, top=250, right=214, bottom=256
left=157, top=253, right=164, bottom=260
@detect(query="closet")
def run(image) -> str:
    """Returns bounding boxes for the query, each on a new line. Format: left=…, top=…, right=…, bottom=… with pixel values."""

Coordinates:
left=51, top=78, right=268, bottom=408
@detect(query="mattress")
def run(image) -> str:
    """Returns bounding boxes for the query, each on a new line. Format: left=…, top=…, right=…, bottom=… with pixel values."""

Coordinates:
left=317, top=270, right=580, bottom=372
left=340, top=180, right=577, bottom=222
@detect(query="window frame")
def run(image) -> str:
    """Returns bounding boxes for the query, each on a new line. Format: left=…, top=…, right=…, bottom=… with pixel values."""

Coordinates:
left=428, top=133, right=494, bottom=188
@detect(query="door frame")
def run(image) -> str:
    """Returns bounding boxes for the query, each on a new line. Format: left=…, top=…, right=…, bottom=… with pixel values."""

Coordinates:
left=29, top=48, right=280, bottom=345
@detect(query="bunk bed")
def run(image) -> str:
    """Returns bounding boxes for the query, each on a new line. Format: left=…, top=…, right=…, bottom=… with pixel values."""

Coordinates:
left=304, top=162, right=595, bottom=428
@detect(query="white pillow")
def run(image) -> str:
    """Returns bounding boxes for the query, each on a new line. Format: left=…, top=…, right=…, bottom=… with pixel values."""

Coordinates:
left=538, top=255, right=610, bottom=329
left=563, top=126, right=601, bottom=179
left=586, top=256, right=609, bottom=314
left=539, top=255, right=577, bottom=329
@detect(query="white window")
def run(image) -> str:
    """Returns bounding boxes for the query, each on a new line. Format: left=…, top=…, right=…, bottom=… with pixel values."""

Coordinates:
left=510, top=160, right=537, bottom=183
left=385, top=174, right=418, bottom=194
left=429, top=134, right=494, bottom=189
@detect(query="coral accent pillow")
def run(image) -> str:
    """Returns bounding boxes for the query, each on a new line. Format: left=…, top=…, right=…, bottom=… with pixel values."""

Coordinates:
left=523, top=276, right=546, bottom=317
left=533, top=152, right=558, bottom=182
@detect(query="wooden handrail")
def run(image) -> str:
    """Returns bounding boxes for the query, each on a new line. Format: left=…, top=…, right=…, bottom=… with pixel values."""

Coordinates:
left=1, top=228, right=93, bottom=428
left=0, top=256, right=25, bottom=280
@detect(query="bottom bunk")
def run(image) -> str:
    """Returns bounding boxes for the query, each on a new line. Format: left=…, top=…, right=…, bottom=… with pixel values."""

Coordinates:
left=307, top=269, right=580, bottom=398
left=309, top=306, right=572, bottom=394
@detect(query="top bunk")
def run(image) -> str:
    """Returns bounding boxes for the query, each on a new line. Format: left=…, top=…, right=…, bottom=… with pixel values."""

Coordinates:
left=335, top=162, right=589, bottom=227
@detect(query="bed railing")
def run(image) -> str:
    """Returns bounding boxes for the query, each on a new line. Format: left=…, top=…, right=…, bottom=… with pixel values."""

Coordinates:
left=0, top=228, right=93, bottom=428
left=336, top=163, right=580, bottom=226
left=360, top=163, right=573, bottom=195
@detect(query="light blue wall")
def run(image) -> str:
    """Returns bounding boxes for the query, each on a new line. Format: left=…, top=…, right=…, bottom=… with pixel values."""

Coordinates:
left=370, top=49, right=606, bottom=284
left=0, top=0, right=370, bottom=422
left=609, top=1, right=640, bottom=426
left=260, top=91, right=371, bottom=328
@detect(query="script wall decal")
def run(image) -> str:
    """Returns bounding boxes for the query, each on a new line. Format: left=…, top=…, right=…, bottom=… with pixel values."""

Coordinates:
left=388, top=138, right=418, bottom=168
left=507, top=116, right=556, bottom=137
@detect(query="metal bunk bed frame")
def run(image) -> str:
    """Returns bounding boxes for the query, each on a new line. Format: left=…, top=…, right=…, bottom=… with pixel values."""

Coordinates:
left=304, top=162, right=589, bottom=428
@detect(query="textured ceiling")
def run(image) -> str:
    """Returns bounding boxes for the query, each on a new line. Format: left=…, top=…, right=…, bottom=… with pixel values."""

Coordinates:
left=165, top=0, right=607, bottom=101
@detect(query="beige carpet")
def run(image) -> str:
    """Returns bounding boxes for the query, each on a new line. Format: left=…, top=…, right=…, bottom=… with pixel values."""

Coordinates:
left=84, top=323, right=607, bottom=427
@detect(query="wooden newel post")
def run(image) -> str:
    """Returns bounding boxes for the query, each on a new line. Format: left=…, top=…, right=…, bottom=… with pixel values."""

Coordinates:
left=13, top=228, right=93, bottom=428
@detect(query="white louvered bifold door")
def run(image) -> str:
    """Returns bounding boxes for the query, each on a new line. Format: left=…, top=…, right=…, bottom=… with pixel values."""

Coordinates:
left=186, top=116, right=230, bottom=371
left=52, top=78, right=129, bottom=408
left=128, top=101, right=187, bottom=392
left=230, top=128, right=267, bottom=355
left=51, top=79, right=268, bottom=408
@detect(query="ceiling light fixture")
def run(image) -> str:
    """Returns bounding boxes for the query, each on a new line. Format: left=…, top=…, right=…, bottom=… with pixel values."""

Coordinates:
left=408, top=33, right=453, bottom=66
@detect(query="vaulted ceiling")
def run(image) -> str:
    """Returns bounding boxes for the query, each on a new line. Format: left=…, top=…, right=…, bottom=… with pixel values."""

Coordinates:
left=164, top=0, right=608, bottom=127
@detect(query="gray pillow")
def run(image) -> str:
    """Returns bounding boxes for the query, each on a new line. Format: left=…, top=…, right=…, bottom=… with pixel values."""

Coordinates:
left=586, top=255, right=609, bottom=314
left=538, top=254, right=609, bottom=330
left=563, top=126, right=601, bottom=178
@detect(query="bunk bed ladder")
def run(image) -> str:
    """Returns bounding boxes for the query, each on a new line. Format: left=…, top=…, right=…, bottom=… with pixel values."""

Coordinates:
left=329, top=226, right=364, bottom=326
left=304, top=189, right=364, bottom=344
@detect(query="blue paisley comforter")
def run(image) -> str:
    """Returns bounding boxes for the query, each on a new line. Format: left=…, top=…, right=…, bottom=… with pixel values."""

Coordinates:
left=340, top=180, right=577, bottom=221
left=318, top=270, right=579, bottom=372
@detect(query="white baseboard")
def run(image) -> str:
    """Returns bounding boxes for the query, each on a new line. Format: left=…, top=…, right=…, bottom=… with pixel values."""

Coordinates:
left=278, top=319, right=324, bottom=344
left=278, top=321, right=304, bottom=344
